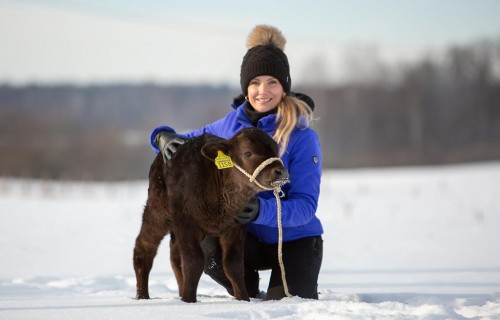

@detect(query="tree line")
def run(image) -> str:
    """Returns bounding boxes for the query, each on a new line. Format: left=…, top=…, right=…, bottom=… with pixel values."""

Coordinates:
left=1, top=38, right=499, bottom=180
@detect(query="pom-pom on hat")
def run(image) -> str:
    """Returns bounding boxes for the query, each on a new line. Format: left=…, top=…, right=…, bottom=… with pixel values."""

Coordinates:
left=240, top=25, right=291, bottom=96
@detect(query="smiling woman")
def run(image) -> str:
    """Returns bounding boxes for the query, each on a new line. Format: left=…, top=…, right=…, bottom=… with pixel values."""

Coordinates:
left=149, top=24, right=323, bottom=300
left=246, top=76, right=283, bottom=113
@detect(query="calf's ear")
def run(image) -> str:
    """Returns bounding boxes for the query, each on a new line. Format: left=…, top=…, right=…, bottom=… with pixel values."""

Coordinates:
left=201, top=141, right=231, bottom=161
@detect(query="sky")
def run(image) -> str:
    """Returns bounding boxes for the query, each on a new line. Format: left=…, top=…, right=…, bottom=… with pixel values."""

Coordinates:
left=1, top=0, right=500, bottom=86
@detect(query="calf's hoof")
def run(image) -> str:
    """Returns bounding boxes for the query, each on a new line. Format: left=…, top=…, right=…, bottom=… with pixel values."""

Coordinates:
left=181, top=296, right=197, bottom=303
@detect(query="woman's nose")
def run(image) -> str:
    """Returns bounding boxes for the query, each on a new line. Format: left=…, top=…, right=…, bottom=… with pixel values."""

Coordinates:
left=258, top=83, right=267, bottom=93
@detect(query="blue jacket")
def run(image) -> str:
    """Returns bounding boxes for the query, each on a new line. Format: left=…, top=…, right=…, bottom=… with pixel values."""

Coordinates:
left=150, top=102, right=323, bottom=245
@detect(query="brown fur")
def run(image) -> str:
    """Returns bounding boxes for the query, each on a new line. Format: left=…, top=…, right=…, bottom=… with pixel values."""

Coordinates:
left=133, top=127, right=288, bottom=303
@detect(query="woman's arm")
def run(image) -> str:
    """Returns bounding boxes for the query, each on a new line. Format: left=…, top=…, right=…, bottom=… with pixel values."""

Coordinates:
left=148, top=111, right=240, bottom=153
left=253, top=129, right=322, bottom=228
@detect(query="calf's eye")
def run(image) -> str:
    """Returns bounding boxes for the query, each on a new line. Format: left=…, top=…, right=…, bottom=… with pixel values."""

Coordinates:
left=244, top=151, right=252, bottom=158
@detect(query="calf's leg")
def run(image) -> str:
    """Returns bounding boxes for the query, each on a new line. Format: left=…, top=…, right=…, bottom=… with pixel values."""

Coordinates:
left=169, top=233, right=184, bottom=297
left=220, top=228, right=250, bottom=301
left=176, top=230, right=205, bottom=303
left=133, top=206, right=169, bottom=299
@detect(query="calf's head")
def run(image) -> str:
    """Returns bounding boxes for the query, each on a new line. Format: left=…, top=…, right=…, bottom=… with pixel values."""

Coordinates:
left=201, top=128, right=289, bottom=190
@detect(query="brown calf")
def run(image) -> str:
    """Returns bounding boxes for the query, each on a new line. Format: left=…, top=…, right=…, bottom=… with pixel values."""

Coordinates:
left=133, top=128, right=289, bottom=302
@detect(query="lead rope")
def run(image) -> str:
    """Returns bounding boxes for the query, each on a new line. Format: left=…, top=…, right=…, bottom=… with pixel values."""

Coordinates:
left=233, top=158, right=293, bottom=298
left=273, top=185, right=292, bottom=298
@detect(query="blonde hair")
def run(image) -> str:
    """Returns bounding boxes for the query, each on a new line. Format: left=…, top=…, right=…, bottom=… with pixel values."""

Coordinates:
left=273, top=95, right=313, bottom=156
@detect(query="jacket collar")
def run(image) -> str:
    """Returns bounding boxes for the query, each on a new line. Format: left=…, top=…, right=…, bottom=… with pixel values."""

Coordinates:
left=234, top=102, right=277, bottom=135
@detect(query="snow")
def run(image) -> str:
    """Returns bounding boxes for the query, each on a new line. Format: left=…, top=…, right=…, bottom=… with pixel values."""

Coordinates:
left=1, top=162, right=500, bottom=319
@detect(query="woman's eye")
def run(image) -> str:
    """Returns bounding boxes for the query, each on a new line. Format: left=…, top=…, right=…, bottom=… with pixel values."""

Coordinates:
left=244, top=151, right=252, bottom=157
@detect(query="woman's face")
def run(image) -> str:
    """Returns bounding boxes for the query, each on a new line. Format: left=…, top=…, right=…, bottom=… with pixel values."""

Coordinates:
left=247, top=75, right=284, bottom=113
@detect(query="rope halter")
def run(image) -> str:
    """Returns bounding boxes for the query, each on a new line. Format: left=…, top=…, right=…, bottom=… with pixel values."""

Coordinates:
left=233, top=157, right=287, bottom=193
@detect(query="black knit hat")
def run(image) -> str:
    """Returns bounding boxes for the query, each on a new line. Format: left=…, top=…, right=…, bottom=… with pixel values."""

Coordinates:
left=240, top=25, right=291, bottom=96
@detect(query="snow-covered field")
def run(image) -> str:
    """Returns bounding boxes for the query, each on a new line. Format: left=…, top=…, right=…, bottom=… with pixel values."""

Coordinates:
left=1, top=162, right=500, bottom=319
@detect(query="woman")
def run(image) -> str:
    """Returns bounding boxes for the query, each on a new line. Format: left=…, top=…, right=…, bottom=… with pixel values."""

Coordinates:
left=150, top=25, right=323, bottom=300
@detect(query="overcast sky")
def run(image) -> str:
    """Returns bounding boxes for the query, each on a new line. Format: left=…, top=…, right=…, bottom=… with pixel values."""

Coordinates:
left=1, top=0, right=499, bottom=86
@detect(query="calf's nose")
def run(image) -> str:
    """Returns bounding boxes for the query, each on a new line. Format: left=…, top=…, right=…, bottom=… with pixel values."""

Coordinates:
left=275, top=168, right=290, bottom=180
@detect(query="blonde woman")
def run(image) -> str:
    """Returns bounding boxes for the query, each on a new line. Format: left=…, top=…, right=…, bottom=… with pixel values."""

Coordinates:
left=151, top=25, right=323, bottom=300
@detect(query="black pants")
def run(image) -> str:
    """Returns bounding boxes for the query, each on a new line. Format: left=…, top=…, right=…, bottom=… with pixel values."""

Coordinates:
left=201, top=233, right=323, bottom=300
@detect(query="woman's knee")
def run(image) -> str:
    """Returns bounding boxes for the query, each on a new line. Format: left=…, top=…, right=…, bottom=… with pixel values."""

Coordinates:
left=200, top=236, right=223, bottom=273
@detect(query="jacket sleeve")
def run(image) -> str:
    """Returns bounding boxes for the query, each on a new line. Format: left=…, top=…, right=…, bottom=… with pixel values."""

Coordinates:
left=149, top=111, right=240, bottom=153
left=149, top=123, right=220, bottom=153
left=253, top=129, right=322, bottom=228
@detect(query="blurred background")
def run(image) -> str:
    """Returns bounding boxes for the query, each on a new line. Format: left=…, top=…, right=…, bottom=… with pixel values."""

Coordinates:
left=1, top=0, right=500, bottom=181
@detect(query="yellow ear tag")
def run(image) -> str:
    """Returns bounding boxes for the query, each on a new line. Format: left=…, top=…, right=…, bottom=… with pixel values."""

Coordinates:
left=214, top=150, right=234, bottom=169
